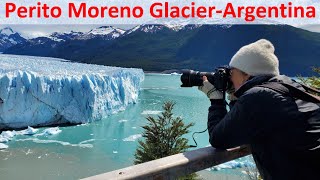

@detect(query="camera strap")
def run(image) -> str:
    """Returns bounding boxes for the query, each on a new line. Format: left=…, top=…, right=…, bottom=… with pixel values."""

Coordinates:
left=189, top=128, right=208, bottom=148
left=256, top=82, right=320, bottom=104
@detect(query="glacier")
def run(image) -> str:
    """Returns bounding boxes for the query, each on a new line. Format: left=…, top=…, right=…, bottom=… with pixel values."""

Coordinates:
left=0, top=54, right=144, bottom=129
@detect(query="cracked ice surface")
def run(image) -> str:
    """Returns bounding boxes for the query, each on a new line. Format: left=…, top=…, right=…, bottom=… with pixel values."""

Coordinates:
left=0, top=54, right=144, bottom=129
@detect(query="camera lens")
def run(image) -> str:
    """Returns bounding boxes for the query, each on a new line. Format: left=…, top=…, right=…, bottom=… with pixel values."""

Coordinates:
left=180, top=67, right=232, bottom=91
left=181, top=70, right=214, bottom=87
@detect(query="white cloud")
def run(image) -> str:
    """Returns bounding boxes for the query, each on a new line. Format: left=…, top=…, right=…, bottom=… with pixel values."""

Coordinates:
left=297, top=24, right=320, bottom=33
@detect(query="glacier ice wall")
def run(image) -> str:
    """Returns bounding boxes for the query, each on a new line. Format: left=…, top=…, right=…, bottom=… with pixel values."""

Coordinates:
left=0, top=54, right=144, bottom=129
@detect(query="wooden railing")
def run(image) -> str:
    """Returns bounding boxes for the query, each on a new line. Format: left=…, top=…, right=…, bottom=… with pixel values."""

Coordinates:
left=81, top=146, right=251, bottom=180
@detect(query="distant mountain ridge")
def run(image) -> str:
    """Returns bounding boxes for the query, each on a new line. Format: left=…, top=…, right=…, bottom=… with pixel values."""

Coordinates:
left=0, top=27, right=26, bottom=52
left=2, top=24, right=320, bottom=76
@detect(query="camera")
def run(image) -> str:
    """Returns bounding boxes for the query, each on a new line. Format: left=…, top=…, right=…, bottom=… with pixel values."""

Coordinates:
left=180, top=67, right=232, bottom=92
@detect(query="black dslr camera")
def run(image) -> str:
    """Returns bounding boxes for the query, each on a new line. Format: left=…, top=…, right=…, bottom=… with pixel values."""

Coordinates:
left=180, top=67, right=232, bottom=92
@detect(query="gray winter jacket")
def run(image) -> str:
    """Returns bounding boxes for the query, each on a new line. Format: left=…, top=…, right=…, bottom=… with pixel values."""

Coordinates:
left=208, top=75, right=320, bottom=180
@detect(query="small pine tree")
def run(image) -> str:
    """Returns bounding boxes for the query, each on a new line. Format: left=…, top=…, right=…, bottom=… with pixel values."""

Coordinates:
left=134, top=101, right=196, bottom=179
left=299, top=67, right=320, bottom=91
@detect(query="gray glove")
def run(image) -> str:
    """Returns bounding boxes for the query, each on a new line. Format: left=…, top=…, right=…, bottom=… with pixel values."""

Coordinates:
left=198, top=80, right=223, bottom=99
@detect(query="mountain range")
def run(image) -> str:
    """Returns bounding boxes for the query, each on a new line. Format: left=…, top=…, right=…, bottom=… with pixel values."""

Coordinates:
left=1, top=24, right=320, bottom=76
left=0, top=27, right=26, bottom=52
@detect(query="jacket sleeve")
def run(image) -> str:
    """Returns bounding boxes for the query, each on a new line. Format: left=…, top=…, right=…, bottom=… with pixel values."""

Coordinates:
left=207, top=93, right=262, bottom=149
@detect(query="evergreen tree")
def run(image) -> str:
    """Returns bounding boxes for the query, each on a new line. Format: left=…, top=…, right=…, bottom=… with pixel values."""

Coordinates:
left=134, top=101, right=196, bottom=179
left=299, top=67, right=320, bottom=94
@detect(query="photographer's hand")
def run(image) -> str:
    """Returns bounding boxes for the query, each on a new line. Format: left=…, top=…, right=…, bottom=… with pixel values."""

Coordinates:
left=198, top=76, right=223, bottom=99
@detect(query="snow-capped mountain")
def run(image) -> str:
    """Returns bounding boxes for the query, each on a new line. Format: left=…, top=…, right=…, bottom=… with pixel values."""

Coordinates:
left=0, top=27, right=26, bottom=52
left=48, top=31, right=84, bottom=42
left=16, top=26, right=124, bottom=45
left=77, top=26, right=126, bottom=40
left=88, top=26, right=125, bottom=36
left=0, top=27, right=16, bottom=36
left=136, top=24, right=169, bottom=33
left=125, top=24, right=176, bottom=35
left=2, top=26, right=129, bottom=59
left=24, top=31, right=84, bottom=45
left=125, top=24, right=206, bottom=35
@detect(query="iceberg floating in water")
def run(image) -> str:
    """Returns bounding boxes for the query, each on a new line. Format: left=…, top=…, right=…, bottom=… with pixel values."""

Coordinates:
left=0, top=130, right=16, bottom=141
left=122, top=134, right=142, bottom=142
left=170, top=72, right=182, bottom=76
left=0, top=126, right=94, bottom=148
left=0, top=54, right=144, bottom=129
left=0, top=143, right=8, bottom=149
left=141, top=110, right=162, bottom=115
left=35, top=127, right=62, bottom=136
left=18, top=126, right=38, bottom=135
left=0, top=136, right=9, bottom=143
left=0, top=126, right=56, bottom=144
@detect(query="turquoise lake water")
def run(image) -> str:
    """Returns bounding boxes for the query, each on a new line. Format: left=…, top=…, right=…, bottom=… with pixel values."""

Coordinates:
left=0, top=74, right=251, bottom=179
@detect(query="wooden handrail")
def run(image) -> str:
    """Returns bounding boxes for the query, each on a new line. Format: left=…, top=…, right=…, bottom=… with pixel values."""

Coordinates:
left=81, top=146, right=251, bottom=180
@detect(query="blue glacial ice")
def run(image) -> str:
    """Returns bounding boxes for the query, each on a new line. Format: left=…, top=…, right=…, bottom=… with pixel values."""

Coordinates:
left=0, top=54, right=144, bottom=129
